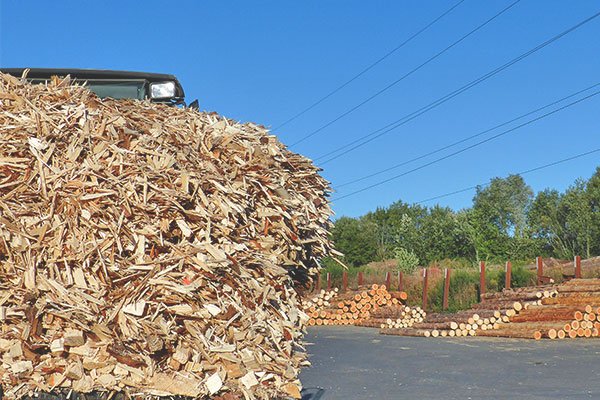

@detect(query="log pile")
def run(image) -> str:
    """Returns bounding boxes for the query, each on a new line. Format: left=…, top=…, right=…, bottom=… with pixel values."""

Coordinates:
left=305, top=284, right=406, bottom=326
left=478, top=279, right=600, bottom=339
left=380, top=285, right=558, bottom=338
left=377, top=306, right=426, bottom=329
left=302, top=289, right=338, bottom=311
left=0, top=73, right=335, bottom=399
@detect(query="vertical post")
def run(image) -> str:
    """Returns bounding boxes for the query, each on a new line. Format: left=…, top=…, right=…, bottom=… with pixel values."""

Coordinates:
left=505, top=261, right=512, bottom=289
left=536, top=256, right=543, bottom=286
left=385, top=271, right=391, bottom=290
left=479, top=261, right=486, bottom=298
left=422, top=268, right=429, bottom=311
left=342, top=271, right=348, bottom=292
left=358, top=271, right=364, bottom=287
left=442, top=268, right=451, bottom=311
left=575, top=255, right=582, bottom=279
left=397, top=271, right=404, bottom=291
left=326, top=272, right=331, bottom=290
left=316, top=272, right=321, bottom=292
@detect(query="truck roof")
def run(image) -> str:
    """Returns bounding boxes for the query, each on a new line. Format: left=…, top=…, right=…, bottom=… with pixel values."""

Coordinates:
left=0, top=68, right=185, bottom=99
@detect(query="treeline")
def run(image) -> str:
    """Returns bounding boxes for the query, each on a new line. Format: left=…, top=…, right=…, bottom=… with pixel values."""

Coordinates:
left=331, top=167, right=600, bottom=270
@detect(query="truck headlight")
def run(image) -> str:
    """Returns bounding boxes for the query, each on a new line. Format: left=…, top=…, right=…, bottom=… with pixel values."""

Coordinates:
left=150, top=81, right=176, bottom=99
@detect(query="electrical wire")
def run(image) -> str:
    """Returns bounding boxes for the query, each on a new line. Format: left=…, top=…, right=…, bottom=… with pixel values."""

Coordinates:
left=289, top=0, right=520, bottom=147
left=331, top=88, right=600, bottom=201
left=414, top=147, right=600, bottom=204
left=271, top=0, right=466, bottom=132
left=316, top=10, right=600, bottom=164
left=335, top=81, right=600, bottom=189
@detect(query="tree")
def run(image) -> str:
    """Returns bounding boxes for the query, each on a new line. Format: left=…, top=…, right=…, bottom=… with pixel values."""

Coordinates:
left=471, top=175, right=534, bottom=260
left=559, top=180, right=594, bottom=258
left=586, top=167, right=600, bottom=255
left=330, top=217, right=378, bottom=267
left=363, top=207, right=398, bottom=261
left=365, top=201, right=427, bottom=262
left=528, top=189, right=564, bottom=255
left=328, top=167, right=600, bottom=268
left=419, top=205, right=474, bottom=264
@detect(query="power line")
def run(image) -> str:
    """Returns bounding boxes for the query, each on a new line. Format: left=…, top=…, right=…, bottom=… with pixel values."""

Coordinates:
left=317, top=10, right=600, bottom=164
left=289, top=0, right=520, bottom=147
left=415, top=147, right=600, bottom=204
left=335, top=81, right=600, bottom=189
left=331, top=88, right=600, bottom=202
left=271, top=0, right=466, bottom=132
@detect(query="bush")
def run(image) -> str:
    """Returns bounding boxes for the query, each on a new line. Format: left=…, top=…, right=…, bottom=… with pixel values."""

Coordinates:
left=495, top=264, right=536, bottom=289
left=432, top=258, right=474, bottom=270
left=395, top=247, right=419, bottom=273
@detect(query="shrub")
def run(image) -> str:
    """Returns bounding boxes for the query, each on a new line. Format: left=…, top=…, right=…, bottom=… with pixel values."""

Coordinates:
left=395, top=247, right=419, bottom=273
left=496, top=264, right=536, bottom=288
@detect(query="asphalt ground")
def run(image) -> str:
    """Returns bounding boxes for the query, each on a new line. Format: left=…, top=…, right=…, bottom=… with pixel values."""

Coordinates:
left=299, top=326, right=600, bottom=400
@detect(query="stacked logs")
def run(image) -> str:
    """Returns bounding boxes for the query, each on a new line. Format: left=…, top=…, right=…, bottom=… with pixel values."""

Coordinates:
left=303, top=289, right=339, bottom=311
left=306, top=284, right=407, bottom=326
left=378, top=306, right=426, bottom=329
left=478, top=279, right=600, bottom=340
left=381, top=286, right=558, bottom=338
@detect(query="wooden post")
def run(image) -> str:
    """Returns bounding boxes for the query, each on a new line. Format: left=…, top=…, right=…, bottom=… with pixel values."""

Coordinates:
left=326, top=272, right=331, bottom=290
left=422, top=268, right=429, bottom=311
left=385, top=271, right=391, bottom=290
left=575, top=255, right=582, bottom=279
left=316, top=272, right=321, bottom=292
left=479, top=261, right=486, bottom=298
left=358, top=271, right=364, bottom=287
left=536, top=256, right=543, bottom=286
left=442, top=268, right=451, bottom=311
left=505, top=261, right=512, bottom=289
left=342, top=271, right=348, bottom=292
left=397, top=271, right=403, bottom=291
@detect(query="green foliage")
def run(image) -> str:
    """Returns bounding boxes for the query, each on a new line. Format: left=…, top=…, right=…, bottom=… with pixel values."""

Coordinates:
left=328, top=167, right=600, bottom=271
left=430, top=270, right=479, bottom=313
left=395, top=247, right=419, bottom=273
left=468, top=175, right=538, bottom=261
left=330, top=217, right=379, bottom=267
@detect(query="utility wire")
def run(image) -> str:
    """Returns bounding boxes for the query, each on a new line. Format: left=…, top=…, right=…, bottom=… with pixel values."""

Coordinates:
left=289, top=0, right=520, bottom=147
left=335, top=81, right=600, bottom=189
left=272, top=0, right=466, bottom=132
left=331, top=88, right=600, bottom=202
left=415, top=147, right=600, bottom=204
left=317, top=10, right=600, bottom=164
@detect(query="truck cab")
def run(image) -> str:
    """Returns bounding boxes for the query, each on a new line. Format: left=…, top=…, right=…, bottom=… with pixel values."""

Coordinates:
left=0, top=68, right=195, bottom=107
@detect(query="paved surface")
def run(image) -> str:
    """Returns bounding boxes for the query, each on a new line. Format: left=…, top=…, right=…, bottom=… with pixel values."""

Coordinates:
left=299, top=326, right=600, bottom=400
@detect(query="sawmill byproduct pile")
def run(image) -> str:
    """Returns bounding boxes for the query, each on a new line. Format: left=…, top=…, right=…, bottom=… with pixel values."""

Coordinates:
left=0, top=72, right=334, bottom=399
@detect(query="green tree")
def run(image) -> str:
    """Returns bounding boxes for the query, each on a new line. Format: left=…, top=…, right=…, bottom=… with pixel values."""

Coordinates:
left=330, top=217, right=378, bottom=267
left=586, top=167, right=600, bottom=255
left=365, top=201, right=427, bottom=262
left=559, top=180, right=594, bottom=258
left=470, top=175, right=534, bottom=260
left=419, top=205, right=475, bottom=264
left=395, top=247, right=419, bottom=273
left=528, top=189, right=564, bottom=255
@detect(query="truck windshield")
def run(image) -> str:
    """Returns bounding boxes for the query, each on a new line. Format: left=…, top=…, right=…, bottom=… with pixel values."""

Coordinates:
left=82, top=80, right=146, bottom=100
left=29, top=78, right=147, bottom=100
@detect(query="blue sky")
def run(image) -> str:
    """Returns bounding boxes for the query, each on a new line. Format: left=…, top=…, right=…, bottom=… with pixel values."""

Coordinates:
left=1, top=1, right=599, bottom=218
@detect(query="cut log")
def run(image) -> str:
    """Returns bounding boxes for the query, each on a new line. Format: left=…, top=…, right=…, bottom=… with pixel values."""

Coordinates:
left=380, top=328, right=432, bottom=337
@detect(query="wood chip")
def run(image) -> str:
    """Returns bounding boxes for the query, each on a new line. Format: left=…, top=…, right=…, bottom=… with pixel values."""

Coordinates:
left=0, top=72, right=333, bottom=399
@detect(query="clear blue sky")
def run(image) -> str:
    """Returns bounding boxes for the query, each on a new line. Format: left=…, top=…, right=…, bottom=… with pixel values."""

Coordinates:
left=1, top=1, right=599, bottom=218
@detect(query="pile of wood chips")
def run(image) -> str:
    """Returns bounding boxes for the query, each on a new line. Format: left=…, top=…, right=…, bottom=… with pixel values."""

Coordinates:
left=0, top=73, right=334, bottom=399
